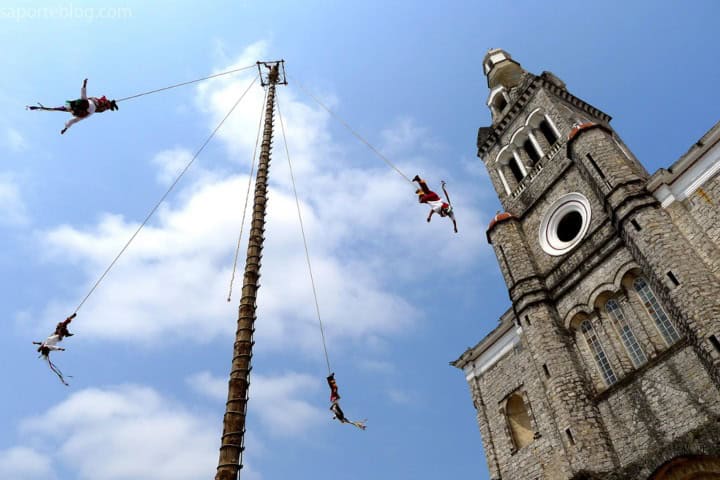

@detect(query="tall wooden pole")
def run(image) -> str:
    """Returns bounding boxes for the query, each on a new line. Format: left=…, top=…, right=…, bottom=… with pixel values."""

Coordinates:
left=215, top=63, right=281, bottom=480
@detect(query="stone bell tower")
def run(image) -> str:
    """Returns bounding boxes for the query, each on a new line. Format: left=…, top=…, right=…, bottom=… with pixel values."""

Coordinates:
left=453, top=49, right=720, bottom=480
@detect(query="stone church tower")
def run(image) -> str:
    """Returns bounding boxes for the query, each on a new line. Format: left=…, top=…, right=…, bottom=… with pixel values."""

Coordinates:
left=453, top=49, right=720, bottom=479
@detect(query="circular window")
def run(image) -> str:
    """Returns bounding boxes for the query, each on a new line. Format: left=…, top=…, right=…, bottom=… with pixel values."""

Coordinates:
left=557, top=211, right=583, bottom=242
left=539, top=193, right=591, bottom=256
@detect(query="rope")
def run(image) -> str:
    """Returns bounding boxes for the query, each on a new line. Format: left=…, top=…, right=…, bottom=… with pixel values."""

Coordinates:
left=115, top=64, right=256, bottom=102
left=290, top=74, right=413, bottom=185
left=275, top=91, right=332, bottom=375
left=227, top=86, right=268, bottom=302
left=73, top=76, right=259, bottom=314
left=46, top=357, right=71, bottom=386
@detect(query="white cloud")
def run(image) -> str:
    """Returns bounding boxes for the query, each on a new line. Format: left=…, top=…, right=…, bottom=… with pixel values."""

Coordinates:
left=151, top=147, right=194, bottom=185
left=0, top=175, right=29, bottom=226
left=4, top=127, right=28, bottom=152
left=357, top=359, right=396, bottom=374
left=196, top=41, right=272, bottom=159
left=379, top=116, right=442, bottom=156
left=387, top=388, right=415, bottom=406
left=32, top=42, right=493, bottom=353
left=0, top=446, right=54, bottom=480
left=187, top=371, right=326, bottom=438
left=37, top=173, right=418, bottom=348
left=250, top=372, right=327, bottom=437
left=20, top=385, right=219, bottom=480
left=186, top=370, right=227, bottom=401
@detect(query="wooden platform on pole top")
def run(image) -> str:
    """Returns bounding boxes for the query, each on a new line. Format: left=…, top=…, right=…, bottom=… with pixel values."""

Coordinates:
left=256, top=60, right=287, bottom=86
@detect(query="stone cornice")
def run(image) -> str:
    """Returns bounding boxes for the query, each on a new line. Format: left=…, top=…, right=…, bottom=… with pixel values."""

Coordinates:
left=648, top=120, right=720, bottom=207
left=451, top=308, right=517, bottom=371
left=477, top=76, right=541, bottom=158
left=477, top=74, right=613, bottom=160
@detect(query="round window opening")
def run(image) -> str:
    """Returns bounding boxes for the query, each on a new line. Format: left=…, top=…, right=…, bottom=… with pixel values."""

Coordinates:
left=557, top=211, right=583, bottom=242
left=539, top=193, right=592, bottom=256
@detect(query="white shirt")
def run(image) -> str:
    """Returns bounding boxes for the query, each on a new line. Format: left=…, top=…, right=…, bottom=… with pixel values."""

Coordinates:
left=41, top=334, right=63, bottom=351
left=79, top=85, right=98, bottom=116
left=86, top=99, right=98, bottom=116
left=427, top=199, right=446, bottom=213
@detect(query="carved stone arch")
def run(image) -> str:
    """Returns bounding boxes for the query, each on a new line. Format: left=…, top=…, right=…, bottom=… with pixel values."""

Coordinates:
left=525, top=107, right=546, bottom=128
left=487, top=85, right=509, bottom=117
left=614, top=262, right=642, bottom=290
left=487, top=85, right=506, bottom=106
left=566, top=309, right=592, bottom=331
left=510, top=125, right=542, bottom=167
left=648, top=455, right=720, bottom=480
left=588, top=283, right=618, bottom=311
left=509, top=125, right=529, bottom=147
left=525, top=108, right=550, bottom=154
left=495, top=144, right=513, bottom=165
left=584, top=261, right=641, bottom=310
left=619, top=265, right=645, bottom=290
left=496, top=144, right=524, bottom=185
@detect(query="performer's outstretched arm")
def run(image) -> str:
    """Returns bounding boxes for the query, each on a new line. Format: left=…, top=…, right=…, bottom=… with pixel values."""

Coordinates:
left=61, top=116, right=85, bottom=134
left=441, top=180, right=452, bottom=205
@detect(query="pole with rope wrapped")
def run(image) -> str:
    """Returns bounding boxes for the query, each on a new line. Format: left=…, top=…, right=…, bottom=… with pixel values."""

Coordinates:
left=215, top=60, right=284, bottom=480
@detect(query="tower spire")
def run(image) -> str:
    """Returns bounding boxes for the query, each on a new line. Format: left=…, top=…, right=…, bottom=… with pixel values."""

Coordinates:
left=483, top=48, right=525, bottom=89
left=215, top=60, right=285, bottom=480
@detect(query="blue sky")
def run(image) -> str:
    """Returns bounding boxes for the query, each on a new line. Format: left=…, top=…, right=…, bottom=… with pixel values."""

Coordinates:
left=1, top=1, right=719, bottom=479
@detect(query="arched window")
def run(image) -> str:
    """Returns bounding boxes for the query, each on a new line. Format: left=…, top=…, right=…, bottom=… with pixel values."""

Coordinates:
left=523, top=138, right=541, bottom=165
left=606, top=299, right=647, bottom=367
left=580, top=319, right=617, bottom=386
left=493, top=94, right=508, bottom=113
left=634, top=278, right=681, bottom=346
left=649, top=455, right=720, bottom=480
left=488, top=86, right=510, bottom=119
left=508, top=156, right=524, bottom=182
left=539, top=119, right=558, bottom=146
left=506, top=393, right=534, bottom=449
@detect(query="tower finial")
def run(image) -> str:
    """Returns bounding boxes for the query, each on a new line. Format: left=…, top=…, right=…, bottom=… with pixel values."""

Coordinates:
left=483, top=49, right=524, bottom=89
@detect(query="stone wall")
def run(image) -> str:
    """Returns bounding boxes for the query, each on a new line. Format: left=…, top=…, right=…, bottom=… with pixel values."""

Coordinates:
left=470, top=333, right=574, bottom=479
left=459, top=51, right=720, bottom=480
left=597, top=345, right=720, bottom=468
left=665, top=169, right=720, bottom=278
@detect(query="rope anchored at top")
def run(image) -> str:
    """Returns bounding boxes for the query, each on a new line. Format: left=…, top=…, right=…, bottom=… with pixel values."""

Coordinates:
left=290, top=74, right=414, bottom=185
left=115, top=64, right=257, bottom=102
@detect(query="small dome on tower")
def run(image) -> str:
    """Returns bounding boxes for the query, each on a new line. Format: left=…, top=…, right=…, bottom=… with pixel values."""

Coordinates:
left=487, top=212, right=515, bottom=240
left=483, top=49, right=524, bottom=89
left=568, top=121, right=597, bottom=141
left=486, top=212, right=516, bottom=243
left=488, top=211, right=515, bottom=231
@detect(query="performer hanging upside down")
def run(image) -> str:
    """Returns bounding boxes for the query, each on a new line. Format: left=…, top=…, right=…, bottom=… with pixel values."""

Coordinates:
left=54, top=313, right=76, bottom=340
left=26, top=78, right=118, bottom=134
left=326, top=373, right=366, bottom=430
left=412, top=175, right=458, bottom=233
left=330, top=401, right=367, bottom=430
left=327, top=373, right=340, bottom=403
left=32, top=333, right=70, bottom=386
